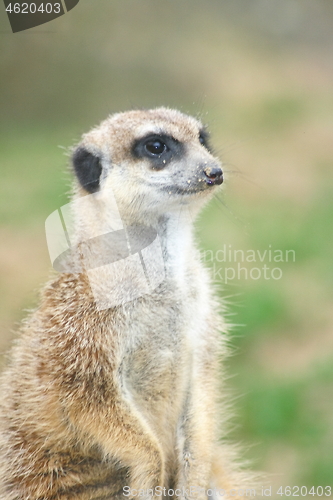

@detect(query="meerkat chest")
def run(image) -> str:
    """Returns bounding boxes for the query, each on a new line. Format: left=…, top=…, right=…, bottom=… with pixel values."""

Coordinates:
left=121, top=270, right=211, bottom=412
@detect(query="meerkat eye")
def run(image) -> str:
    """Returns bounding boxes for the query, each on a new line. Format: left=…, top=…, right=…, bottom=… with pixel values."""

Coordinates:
left=132, top=133, right=183, bottom=166
left=144, top=139, right=168, bottom=157
left=199, top=131, right=208, bottom=146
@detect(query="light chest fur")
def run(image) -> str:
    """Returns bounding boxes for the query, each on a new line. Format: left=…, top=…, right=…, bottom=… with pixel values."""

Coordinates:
left=119, top=211, right=219, bottom=460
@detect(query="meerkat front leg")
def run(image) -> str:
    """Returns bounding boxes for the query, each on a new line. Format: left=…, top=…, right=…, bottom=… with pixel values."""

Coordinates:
left=175, top=360, right=218, bottom=500
left=59, top=344, right=165, bottom=498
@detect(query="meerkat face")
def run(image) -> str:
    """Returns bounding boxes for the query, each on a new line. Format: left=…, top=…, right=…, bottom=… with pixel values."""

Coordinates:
left=72, top=108, right=222, bottom=222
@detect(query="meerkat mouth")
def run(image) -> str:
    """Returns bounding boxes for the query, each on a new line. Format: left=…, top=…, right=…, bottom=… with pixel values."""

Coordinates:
left=161, top=185, right=215, bottom=196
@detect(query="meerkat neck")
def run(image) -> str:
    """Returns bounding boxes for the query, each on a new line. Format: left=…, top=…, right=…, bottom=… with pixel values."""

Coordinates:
left=157, top=209, right=196, bottom=282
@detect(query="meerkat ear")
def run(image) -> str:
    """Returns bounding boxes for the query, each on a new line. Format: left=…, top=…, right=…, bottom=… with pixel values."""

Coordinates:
left=72, top=147, right=103, bottom=194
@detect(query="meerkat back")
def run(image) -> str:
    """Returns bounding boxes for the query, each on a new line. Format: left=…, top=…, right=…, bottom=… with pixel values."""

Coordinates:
left=0, top=108, right=253, bottom=500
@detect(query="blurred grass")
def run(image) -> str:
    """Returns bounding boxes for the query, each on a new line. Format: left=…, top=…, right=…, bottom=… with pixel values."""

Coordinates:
left=197, top=177, right=333, bottom=488
left=1, top=0, right=333, bottom=495
left=0, top=126, right=72, bottom=227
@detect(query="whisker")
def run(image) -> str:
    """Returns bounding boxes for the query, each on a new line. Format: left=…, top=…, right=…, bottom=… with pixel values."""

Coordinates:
left=212, top=193, right=249, bottom=232
left=216, top=136, right=256, bottom=156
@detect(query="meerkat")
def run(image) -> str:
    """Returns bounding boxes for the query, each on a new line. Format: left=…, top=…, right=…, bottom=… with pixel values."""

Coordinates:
left=0, top=108, right=254, bottom=500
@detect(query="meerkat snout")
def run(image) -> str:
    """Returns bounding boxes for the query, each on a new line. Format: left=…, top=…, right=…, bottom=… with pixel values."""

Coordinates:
left=203, top=164, right=223, bottom=185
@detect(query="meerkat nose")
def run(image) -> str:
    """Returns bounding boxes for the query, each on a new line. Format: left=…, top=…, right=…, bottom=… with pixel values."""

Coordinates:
left=203, top=165, right=223, bottom=185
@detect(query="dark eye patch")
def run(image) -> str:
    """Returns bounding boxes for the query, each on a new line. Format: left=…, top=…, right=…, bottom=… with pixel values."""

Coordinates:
left=132, top=133, right=184, bottom=169
left=199, top=129, right=213, bottom=153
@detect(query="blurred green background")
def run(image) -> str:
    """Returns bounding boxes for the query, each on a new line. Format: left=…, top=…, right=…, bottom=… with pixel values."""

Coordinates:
left=1, top=0, right=333, bottom=495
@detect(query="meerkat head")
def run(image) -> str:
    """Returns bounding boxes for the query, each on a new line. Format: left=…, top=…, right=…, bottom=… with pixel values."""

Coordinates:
left=72, top=107, right=222, bottom=226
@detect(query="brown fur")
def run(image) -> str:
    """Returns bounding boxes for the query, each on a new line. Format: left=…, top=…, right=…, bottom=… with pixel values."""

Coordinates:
left=0, top=108, right=256, bottom=499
